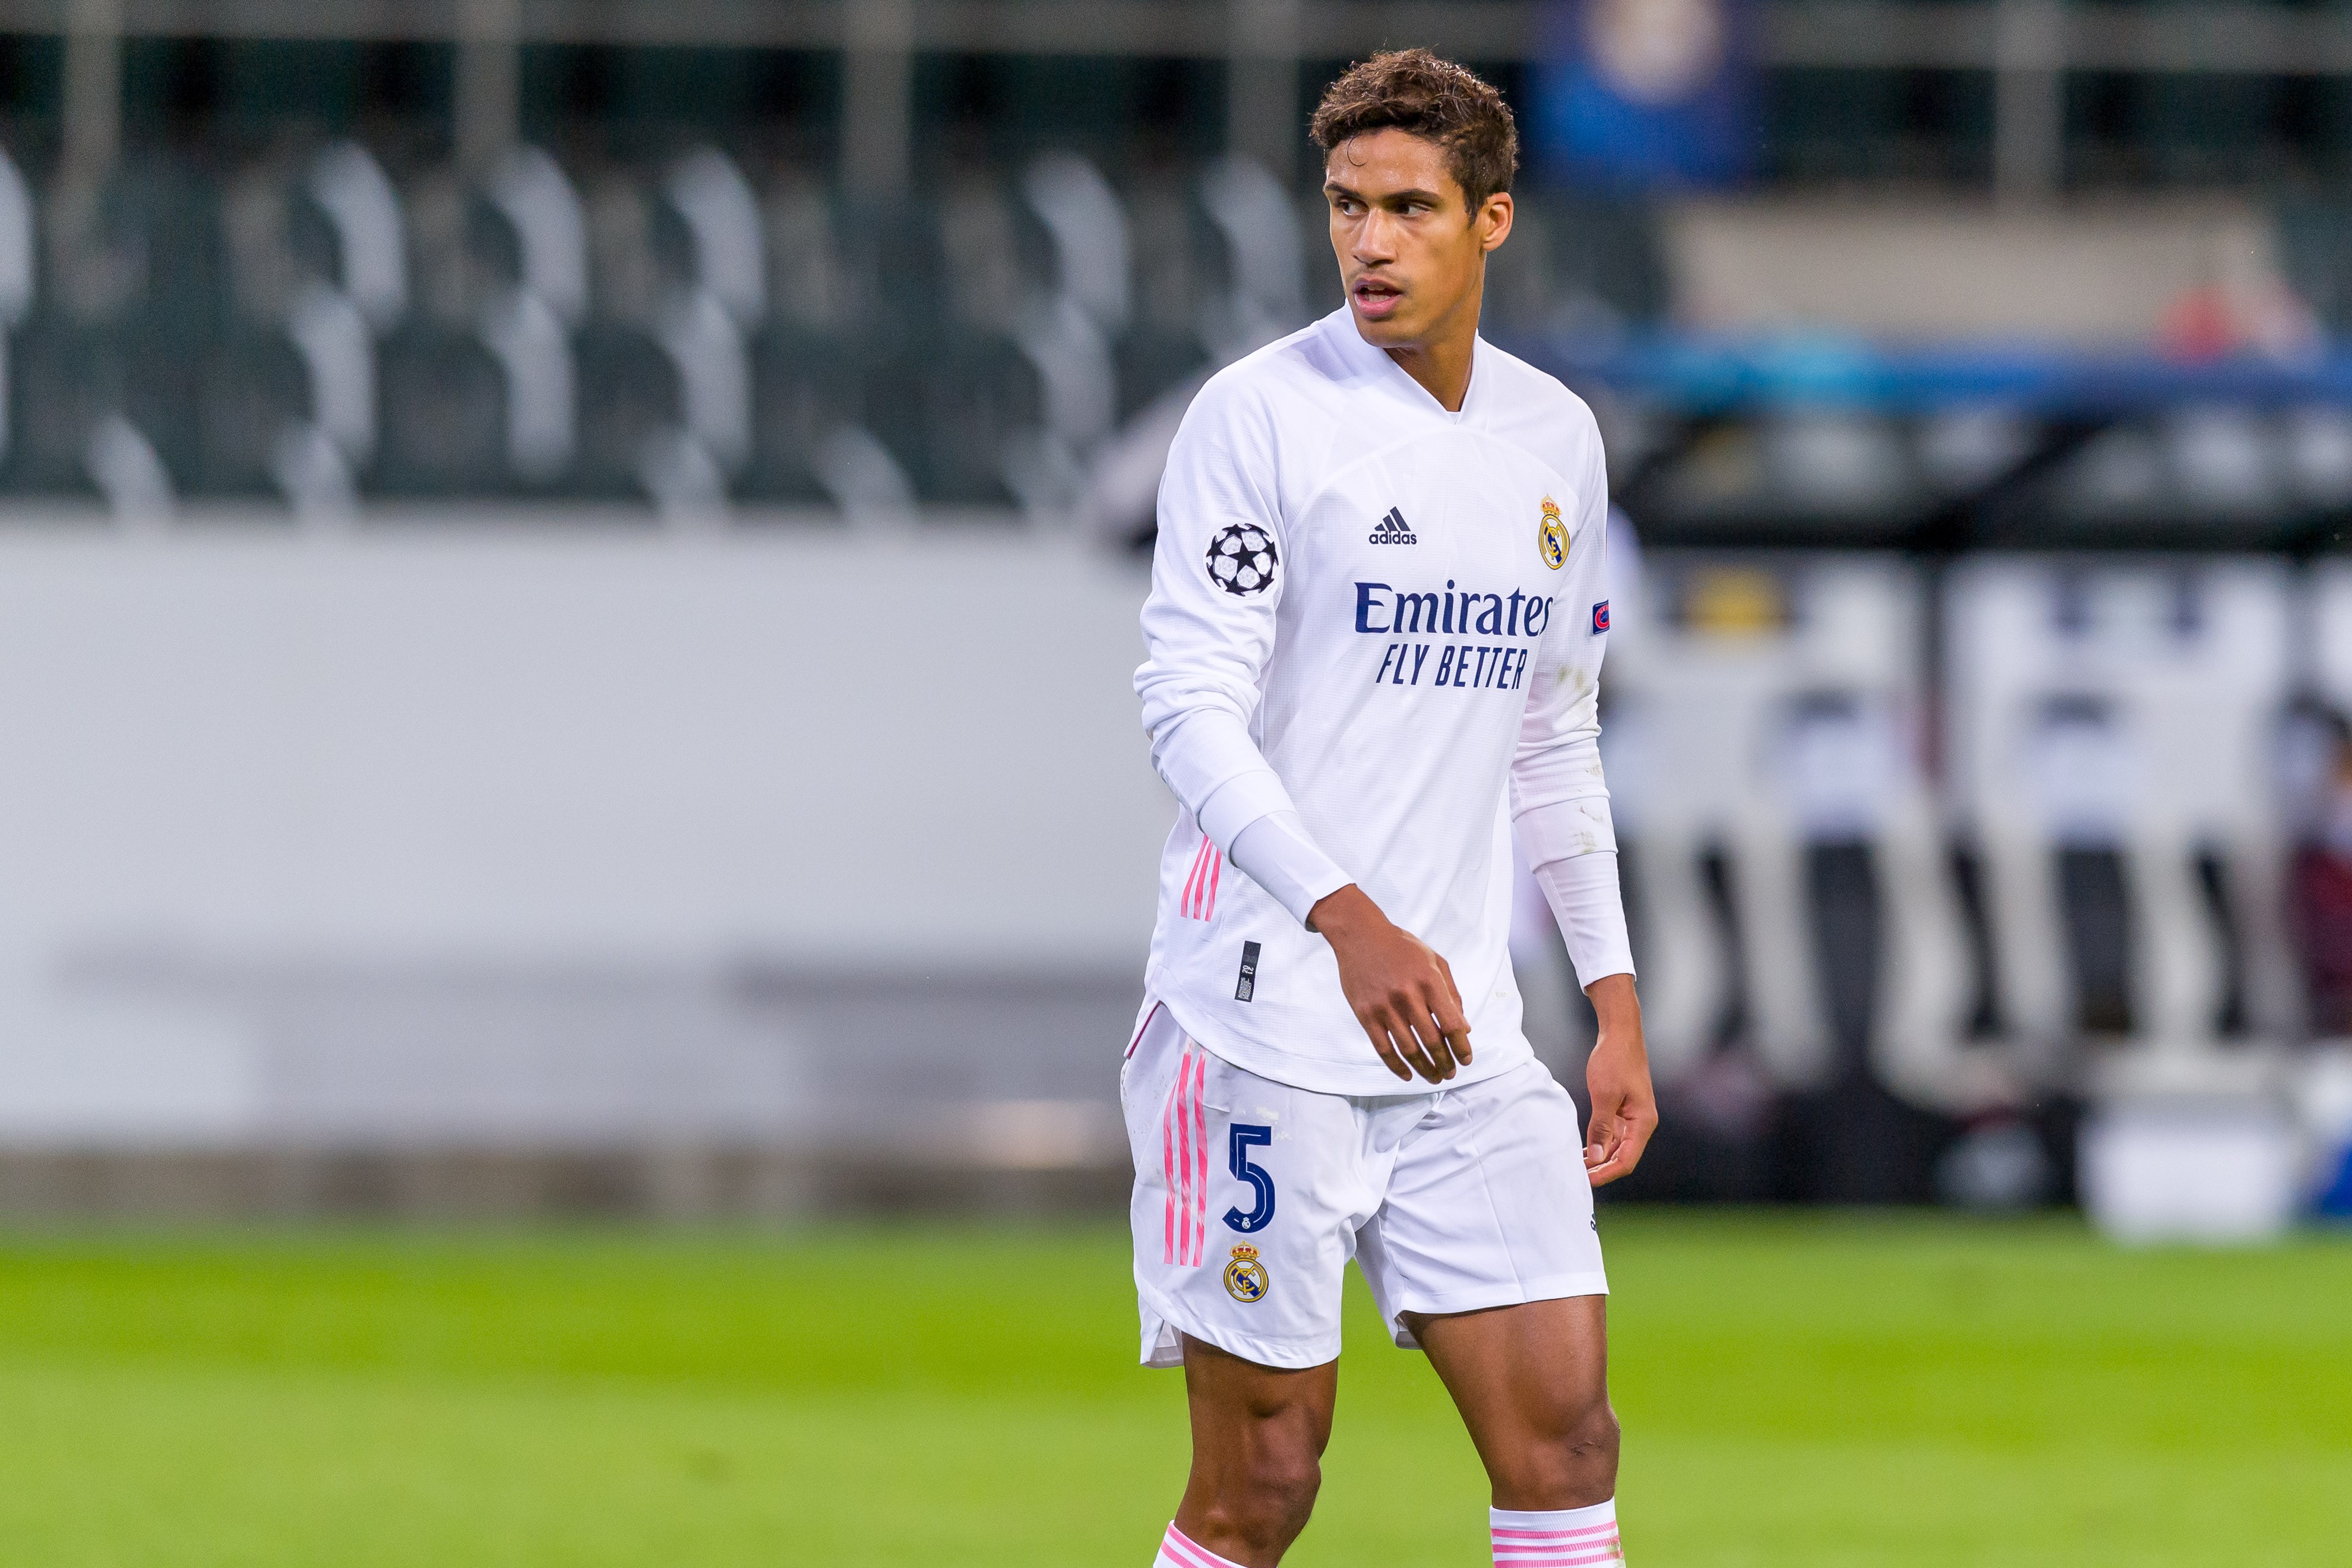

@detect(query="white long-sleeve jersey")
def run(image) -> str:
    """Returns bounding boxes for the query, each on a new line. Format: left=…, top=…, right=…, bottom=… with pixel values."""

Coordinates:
left=1135, top=306, right=1625, bottom=1097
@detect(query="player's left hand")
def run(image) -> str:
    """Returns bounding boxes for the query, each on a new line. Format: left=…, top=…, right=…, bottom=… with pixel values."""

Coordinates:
left=1582, top=973, right=1656, bottom=1187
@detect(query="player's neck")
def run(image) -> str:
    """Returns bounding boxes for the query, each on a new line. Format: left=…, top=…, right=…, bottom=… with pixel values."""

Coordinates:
left=1378, top=282, right=1483, bottom=413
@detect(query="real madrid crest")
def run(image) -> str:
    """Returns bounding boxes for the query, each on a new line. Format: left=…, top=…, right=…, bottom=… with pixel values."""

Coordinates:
left=1223, top=1244, right=1270, bottom=1304
left=1537, top=497, right=1568, bottom=571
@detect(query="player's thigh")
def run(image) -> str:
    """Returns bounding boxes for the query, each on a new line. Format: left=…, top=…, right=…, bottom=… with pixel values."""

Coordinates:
left=1405, top=1294, right=1609, bottom=1453
left=1180, top=1331, right=1341, bottom=1469
left=1357, top=1061, right=1607, bottom=1333
left=1121, top=1009, right=1374, bottom=1371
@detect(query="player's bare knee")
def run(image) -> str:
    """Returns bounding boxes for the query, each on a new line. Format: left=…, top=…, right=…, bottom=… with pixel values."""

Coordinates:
left=1257, top=1452, right=1323, bottom=1543
left=1494, top=1394, right=1618, bottom=1504
left=1564, top=1398, right=1621, bottom=1464
left=1207, top=1449, right=1320, bottom=1552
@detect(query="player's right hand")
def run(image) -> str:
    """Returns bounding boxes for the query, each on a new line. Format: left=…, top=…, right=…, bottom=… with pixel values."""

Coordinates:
left=1308, top=884, right=1472, bottom=1083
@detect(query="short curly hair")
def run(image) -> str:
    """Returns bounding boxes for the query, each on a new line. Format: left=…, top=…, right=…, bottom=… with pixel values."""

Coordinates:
left=1308, top=49, right=1519, bottom=213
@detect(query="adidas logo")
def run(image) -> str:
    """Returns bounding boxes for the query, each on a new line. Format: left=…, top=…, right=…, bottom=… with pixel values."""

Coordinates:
left=1368, top=506, right=1417, bottom=545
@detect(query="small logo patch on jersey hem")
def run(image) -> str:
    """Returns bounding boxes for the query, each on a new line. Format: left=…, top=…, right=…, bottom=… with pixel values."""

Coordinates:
left=1538, top=497, right=1568, bottom=570
left=1591, top=599, right=1610, bottom=634
left=1224, top=1244, right=1270, bottom=1303
left=1368, top=506, right=1417, bottom=545
left=1234, top=940, right=1262, bottom=1002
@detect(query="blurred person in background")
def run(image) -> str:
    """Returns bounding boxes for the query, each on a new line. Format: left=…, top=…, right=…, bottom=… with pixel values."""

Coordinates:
left=1127, top=52, right=1651, bottom=1568
left=2290, top=709, right=2352, bottom=1036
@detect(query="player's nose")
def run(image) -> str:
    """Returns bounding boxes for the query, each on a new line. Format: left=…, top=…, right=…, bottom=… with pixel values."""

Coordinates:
left=1351, top=211, right=1399, bottom=261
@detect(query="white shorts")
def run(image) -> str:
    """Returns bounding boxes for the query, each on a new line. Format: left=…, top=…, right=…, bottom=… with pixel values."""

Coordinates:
left=1120, top=1000, right=1608, bottom=1371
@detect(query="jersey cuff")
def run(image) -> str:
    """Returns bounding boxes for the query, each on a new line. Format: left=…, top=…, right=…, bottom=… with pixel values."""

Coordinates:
left=1515, top=795, right=1618, bottom=865
left=1194, top=767, right=1300, bottom=854
left=1532, top=850, right=1635, bottom=988
left=1228, top=811, right=1353, bottom=926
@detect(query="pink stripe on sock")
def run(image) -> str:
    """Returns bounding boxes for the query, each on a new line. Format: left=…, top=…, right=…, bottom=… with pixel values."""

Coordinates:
left=1493, top=1542, right=1621, bottom=1567
left=1161, top=1523, right=1228, bottom=1568
left=1493, top=1522, right=1618, bottom=1539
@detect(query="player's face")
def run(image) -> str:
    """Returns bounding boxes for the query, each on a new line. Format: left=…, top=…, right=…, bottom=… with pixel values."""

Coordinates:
left=1323, top=129, right=1512, bottom=350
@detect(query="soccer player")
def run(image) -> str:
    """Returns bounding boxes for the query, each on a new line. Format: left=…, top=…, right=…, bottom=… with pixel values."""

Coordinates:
left=1126, top=50, right=1656, bottom=1568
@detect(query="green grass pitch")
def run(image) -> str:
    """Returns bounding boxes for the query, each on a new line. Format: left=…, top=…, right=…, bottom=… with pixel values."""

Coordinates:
left=0, top=1212, right=2345, bottom=1565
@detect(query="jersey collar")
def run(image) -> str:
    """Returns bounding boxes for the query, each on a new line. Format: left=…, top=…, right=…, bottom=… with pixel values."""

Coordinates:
left=1316, top=305, right=1487, bottom=425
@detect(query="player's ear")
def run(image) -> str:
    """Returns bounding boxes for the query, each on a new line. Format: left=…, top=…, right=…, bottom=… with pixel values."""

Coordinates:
left=1478, top=191, right=1513, bottom=253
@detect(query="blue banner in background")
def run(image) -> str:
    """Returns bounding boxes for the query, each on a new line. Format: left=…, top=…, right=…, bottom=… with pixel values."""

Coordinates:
left=1532, top=0, right=1756, bottom=189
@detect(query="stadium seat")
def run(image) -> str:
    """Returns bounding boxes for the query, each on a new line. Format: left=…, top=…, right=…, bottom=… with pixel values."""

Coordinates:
left=1197, top=155, right=1306, bottom=359
left=1112, top=173, right=1216, bottom=420
left=663, top=146, right=767, bottom=333
left=196, top=325, right=317, bottom=500
left=1, top=315, right=113, bottom=498
left=570, top=319, right=690, bottom=502
left=865, top=327, right=1047, bottom=509
left=298, top=141, right=409, bottom=335
left=400, top=152, right=584, bottom=491
left=480, top=145, right=589, bottom=335
left=763, top=175, right=852, bottom=336
left=10, top=160, right=227, bottom=504
left=745, top=181, right=911, bottom=512
left=568, top=157, right=751, bottom=510
left=740, top=325, right=861, bottom=507
left=204, top=149, right=407, bottom=509
left=837, top=189, right=953, bottom=336
left=374, top=319, right=513, bottom=497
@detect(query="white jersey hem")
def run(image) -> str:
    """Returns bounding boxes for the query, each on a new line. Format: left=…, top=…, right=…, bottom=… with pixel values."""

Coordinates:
left=1136, top=1278, right=1343, bottom=1371
left=1145, top=973, right=1536, bottom=1099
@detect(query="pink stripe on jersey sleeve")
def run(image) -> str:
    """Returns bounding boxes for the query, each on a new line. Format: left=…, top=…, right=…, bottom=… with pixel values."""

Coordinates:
left=1204, top=846, right=1222, bottom=919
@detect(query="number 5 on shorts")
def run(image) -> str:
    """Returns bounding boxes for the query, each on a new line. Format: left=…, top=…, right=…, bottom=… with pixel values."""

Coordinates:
left=1224, top=1124, right=1276, bottom=1233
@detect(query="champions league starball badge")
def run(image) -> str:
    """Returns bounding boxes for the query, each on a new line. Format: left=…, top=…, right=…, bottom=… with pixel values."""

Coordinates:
left=1206, top=524, right=1279, bottom=596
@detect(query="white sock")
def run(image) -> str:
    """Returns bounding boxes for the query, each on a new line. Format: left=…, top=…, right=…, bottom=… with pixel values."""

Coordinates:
left=1154, top=1521, right=1247, bottom=1568
left=1491, top=1500, right=1623, bottom=1566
